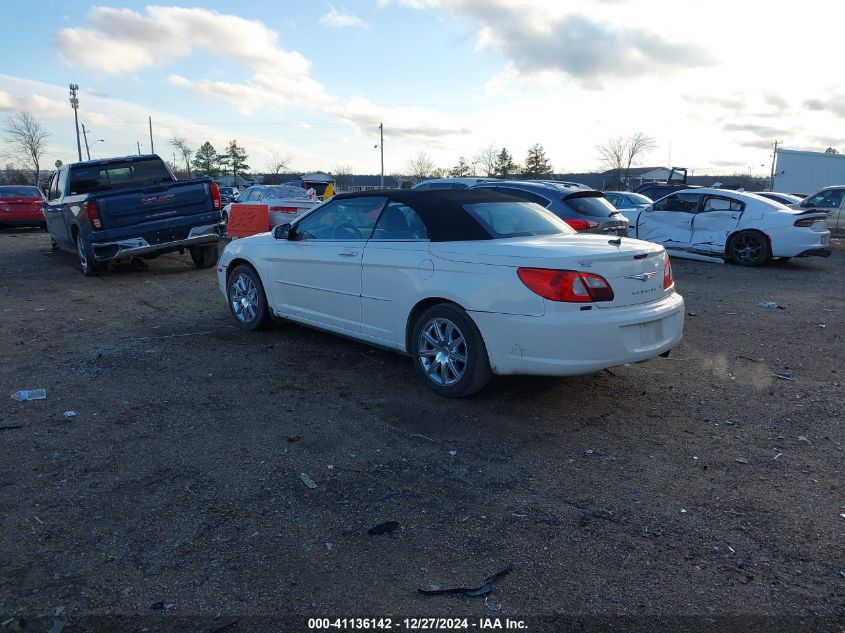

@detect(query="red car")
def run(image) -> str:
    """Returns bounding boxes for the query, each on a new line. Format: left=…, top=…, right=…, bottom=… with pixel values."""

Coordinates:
left=0, top=185, right=45, bottom=229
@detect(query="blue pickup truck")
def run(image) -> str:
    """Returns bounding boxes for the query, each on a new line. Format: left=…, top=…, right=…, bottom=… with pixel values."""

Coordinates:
left=44, top=154, right=224, bottom=275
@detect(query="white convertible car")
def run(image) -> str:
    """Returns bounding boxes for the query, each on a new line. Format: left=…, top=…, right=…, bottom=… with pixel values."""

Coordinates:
left=627, top=188, right=830, bottom=265
left=217, top=190, right=684, bottom=397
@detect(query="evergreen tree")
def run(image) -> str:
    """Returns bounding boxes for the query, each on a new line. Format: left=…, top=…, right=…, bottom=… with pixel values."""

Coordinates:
left=494, top=147, right=518, bottom=177
left=522, top=143, right=553, bottom=179
left=448, top=156, right=473, bottom=177
left=191, top=141, right=220, bottom=178
left=221, top=140, right=250, bottom=183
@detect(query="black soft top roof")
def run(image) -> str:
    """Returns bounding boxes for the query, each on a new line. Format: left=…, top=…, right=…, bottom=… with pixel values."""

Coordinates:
left=331, top=189, right=528, bottom=241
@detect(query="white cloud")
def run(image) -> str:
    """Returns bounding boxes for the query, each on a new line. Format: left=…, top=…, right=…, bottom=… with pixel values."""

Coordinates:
left=319, top=5, right=371, bottom=29
left=57, top=5, right=462, bottom=143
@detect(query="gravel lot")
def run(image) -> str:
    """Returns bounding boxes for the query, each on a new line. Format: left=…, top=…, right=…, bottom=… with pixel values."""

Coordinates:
left=0, top=229, right=843, bottom=630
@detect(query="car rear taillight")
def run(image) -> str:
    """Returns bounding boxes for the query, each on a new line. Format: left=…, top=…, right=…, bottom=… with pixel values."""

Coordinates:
left=269, top=206, right=299, bottom=213
left=663, top=257, right=674, bottom=290
left=83, top=200, right=102, bottom=229
left=517, top=268, right=614, bottom=302
left=564, top=219, right=599, bottom=230
left=794, top=217, right=823, bottom=227
left=210, top=182, right=222, bottom=210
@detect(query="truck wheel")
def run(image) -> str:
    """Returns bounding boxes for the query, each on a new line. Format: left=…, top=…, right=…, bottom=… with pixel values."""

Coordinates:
left=76, top=234, right=103, bottom=276
left=190, top=244, right=218, bottom=268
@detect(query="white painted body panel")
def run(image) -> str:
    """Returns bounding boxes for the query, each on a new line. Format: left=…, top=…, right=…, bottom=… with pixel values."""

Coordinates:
left=217, top=231, right=685, bottom=376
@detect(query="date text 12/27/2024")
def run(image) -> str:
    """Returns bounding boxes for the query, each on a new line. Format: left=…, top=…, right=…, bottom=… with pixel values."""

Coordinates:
left=308, top=618, right=528, bottom=630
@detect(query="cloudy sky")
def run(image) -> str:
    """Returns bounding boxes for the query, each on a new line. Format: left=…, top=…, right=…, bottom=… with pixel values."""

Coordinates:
left=1, top=0, right=843, bottom=176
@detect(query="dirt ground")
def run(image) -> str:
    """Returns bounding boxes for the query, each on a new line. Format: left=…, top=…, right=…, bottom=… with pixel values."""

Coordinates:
left=0, top=229, right=843, bottom=631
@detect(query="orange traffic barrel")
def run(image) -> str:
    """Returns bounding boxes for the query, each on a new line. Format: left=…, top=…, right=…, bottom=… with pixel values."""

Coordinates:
left=227, top=203, right=269, bottom=239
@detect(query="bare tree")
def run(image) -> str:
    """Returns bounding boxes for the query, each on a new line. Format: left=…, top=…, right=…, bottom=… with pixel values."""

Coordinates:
left=405, top=151, right=436, bottom=181
left=623, top=132, right=656, bottom=185
left=596, top=136, right=626, bottom=188
left=473, top=143, right=498, bottom=177
left=596, top=132, right=656, bottom=189
left=4, top=111, right=49, bottom=186
left=168, top=136, right=193, bottom=178
left=267, top=150, right=292, bottom=174
left=333, top=163, right=353, bottom=191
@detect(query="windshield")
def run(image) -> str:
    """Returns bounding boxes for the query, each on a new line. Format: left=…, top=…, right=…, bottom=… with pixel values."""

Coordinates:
left=463, top=201, right=574, bottom=238
left=0, top=186, right=41, bottom=198
left=626, top=193, right=653, bottom=205
left=563, top=192, right=619, bottom=217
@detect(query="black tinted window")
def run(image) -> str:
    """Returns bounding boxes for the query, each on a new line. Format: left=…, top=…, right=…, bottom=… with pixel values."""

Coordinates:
left=68, top=158, right=172, bottom=195
left=653, top=193, right=701, bottom=212
left=563, top=192, right=618, bottom=217
left=0, top=186, right=41, bottom=197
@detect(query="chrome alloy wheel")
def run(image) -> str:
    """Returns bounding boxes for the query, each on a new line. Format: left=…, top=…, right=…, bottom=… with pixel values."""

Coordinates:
left=731, top=233, right=764, bottom=264
left=230, top=272, right=259, bottom=323
left=417, top=317, right=468, bottom=386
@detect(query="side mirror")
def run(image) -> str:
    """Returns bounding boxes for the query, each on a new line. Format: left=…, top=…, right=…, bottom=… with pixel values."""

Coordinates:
left=273, top=223, right=292, bottom=240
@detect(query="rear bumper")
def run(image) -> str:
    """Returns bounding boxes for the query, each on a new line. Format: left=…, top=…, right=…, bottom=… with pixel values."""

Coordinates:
left=471, top=291, right=684, bottom=376
left=796, top=248, right=831, bottom=258
left=90, top=223, right=223, bottom=261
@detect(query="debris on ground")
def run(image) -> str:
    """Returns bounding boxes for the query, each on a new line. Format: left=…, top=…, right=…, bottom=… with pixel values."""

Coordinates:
left=10, top=388, right=46, bottom=401
left=0, top=425, right=24, bottom=432
left=774, top=372, right=794, bottom=381
left=418, top=565, right=513, bottom=597
left=758, top=301, right=786, bottom=310
left=448, top=450, right=458, bottom=456
left=798, top=436, right=811, bottom=445
left=773, top=452, right=783, bottom=461
left=287, top=435, right=302, bottom=443
left=737, top=355, right=764, bottom=363
left=63, top=410, right=76, bottom=419
left=584, top=449, right=595, bottom=456
left=735, top=457, right=750, bottom=464
left=299, top=473, right=318, bottom=489
left=367, top=521, right=399, bottom=536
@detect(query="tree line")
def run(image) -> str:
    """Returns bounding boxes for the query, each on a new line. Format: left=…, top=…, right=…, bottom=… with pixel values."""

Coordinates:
left=169, top=138, right=252, bottom=182
left=406, top=143, right=554, bottom=181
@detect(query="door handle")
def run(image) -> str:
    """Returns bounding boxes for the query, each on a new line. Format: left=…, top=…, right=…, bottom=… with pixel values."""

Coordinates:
left=338, top=249, right=357, bottom=257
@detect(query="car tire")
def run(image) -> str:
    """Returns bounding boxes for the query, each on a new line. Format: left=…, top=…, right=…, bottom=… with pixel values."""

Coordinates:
left=76, top=234, right=103, bottom=276
left=50, top=237, right=59, bottom=251
left=190, top=244, right=219, bottom=268
left=227, top=264, right=270, bottom=330
left=411, top=303, right=492, bottom=398
left=222, top=210, right=229, bottom=224
left=728, top=231, right=769, bottom=266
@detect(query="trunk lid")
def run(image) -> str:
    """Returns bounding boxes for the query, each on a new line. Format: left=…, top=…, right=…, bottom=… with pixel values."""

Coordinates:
left=0, top=197, right=43, bottom=219
left=431, top=234, right=671, bottom=308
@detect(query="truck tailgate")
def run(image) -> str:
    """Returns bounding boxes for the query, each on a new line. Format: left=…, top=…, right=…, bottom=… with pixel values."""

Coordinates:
left=97, top=180, right=215, bottom=229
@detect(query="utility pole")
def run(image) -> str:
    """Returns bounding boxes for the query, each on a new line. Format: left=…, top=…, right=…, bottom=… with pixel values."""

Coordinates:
left=149, top=116, right=154, bottom=153
left=81, top=123, right=91, bottom=160
left=136, top=141, right=142, bottom=155
left=769, top=140, right=781, bottom=191
left=379, top=122, right=384, bottom=188
left=69, top=84, right=82, bottom=162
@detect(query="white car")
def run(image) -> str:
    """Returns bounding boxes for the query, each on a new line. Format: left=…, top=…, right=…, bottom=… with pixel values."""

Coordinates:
left=217, top=190, right=684, bottom=397
left=628, top=188, right=831, bottom=265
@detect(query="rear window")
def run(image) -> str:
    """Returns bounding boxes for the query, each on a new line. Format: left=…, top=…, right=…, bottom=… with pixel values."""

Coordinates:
left=0, top=186, right=41, bottom=198
left=68, top=158, right=173, bottom=195
left=562, top=192, right=619, bottom=217
left=463, top=201, right=574, bottom=238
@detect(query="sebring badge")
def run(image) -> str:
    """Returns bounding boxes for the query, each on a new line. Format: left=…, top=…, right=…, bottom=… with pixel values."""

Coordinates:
left=626, top=272, right=658, bottom=282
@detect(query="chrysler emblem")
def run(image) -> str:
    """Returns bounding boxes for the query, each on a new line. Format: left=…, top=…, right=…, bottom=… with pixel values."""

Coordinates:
left=626, top=272, right=657, bottom=282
